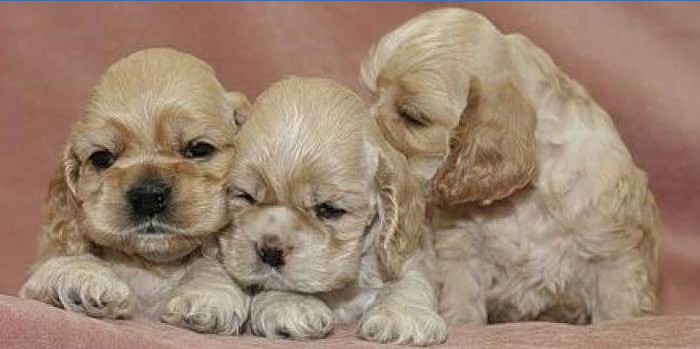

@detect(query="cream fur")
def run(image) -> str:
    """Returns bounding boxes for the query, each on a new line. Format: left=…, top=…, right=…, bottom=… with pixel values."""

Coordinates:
left=220, top=77, right=447, bottom=345
left=20, top=48, right=250, bottom=334
left=362, top=8, right=660, bottom=325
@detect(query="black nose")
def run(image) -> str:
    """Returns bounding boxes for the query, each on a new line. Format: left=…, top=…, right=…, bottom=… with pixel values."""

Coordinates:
left=126, top=177, right=171, bottom=218
left=257, top=246, right=285, bottom=268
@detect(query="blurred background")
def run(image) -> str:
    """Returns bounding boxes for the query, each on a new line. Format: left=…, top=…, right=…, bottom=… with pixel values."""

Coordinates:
left=1, top=3, right=698, bottom=315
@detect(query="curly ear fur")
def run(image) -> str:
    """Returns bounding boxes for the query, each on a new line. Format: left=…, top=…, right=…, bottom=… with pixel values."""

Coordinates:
left=226, top=91, right=251, bottom=129
left=375, top=152, right=425, bottom=279
left=37, top=147, right=89, bottom=261
left=431, top=77, right=537, bottom=206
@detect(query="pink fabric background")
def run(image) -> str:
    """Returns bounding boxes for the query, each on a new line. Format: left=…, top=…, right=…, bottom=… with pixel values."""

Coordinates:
left=1, top=295, right=699, bottom=348
left=0, top=3, right=698, bottom=317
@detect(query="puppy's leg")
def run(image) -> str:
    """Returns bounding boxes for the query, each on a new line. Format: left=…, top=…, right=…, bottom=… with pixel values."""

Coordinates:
left=161, top=257, right=249, bottom=335
left=20, top=254, right=135, bottom=319
left=592, top=249, right=657, bottom=322
left=434, top=227, right=487, bottom=325
left=249, top=290, right=333, bottom=340
left=438, top=257, right=487, bottom=325
left=358, top=256, right=448, bottom=346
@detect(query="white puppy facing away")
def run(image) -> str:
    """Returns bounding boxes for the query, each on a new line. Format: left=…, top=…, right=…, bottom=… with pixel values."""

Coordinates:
left=220, top=77, right=447, bottom=345
left=362, top=8, right=660, bottom=325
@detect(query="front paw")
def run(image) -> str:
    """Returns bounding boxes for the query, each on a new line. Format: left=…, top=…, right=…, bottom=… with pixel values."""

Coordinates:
left=358, top=304, right=447, bottom=346
left=20, top=260, right=135, bottom=319
left=250, top=291, right=332, bottom=340
left=161, top=287, right=250, bottom=335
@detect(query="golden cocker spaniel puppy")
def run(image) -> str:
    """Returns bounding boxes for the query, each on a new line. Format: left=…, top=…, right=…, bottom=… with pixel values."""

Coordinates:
left=20, top=48, right=251, bottom=334
left=362, top=8, right=660, bottom=325
left=220, top=77, right=447, bottom=345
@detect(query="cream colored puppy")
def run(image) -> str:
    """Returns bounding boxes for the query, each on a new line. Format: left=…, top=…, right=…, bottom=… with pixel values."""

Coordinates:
left=220, top=77, right=447, bottom=345
left=20, top=48, right=251, bottom=334
left=362, top=8, right=659, bottom=325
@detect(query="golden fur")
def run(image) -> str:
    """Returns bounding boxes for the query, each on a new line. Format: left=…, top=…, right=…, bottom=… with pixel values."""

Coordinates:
left=219, top=77, right=447, bottom=345
left=20, top=48, right=251, bottom=334
left=362, top=8, right=660, bottom=325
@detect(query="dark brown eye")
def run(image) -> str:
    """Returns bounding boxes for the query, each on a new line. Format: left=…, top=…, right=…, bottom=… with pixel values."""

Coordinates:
left=89, top=150, right=115, bottom=170
left=314, top=202, right=347, bottom=220
left=183, top=141, right=216, bottom=159
left=234, top=190, right=256, bottom=205
left=398, top=107, right=427, bottom=127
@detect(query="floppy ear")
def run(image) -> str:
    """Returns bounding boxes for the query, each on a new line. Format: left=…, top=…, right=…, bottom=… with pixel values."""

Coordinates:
left=225, top=91, right=251, bottom=129
left=37, top=146, right=89, bottom=259
left=374, top=152, right=425, bottom=279
left=431, top=77, right=537, bottom=206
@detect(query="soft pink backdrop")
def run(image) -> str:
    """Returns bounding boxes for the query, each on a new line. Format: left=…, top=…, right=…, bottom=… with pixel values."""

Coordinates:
left=1, top=3, right=698, bottom=315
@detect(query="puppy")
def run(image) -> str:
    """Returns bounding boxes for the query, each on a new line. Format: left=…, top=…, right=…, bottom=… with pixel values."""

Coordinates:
left=362, top=8, right=660, bottom=325
left=20, top=48, right=251, bottom=334
left=220, top=77, right=447, bottom=345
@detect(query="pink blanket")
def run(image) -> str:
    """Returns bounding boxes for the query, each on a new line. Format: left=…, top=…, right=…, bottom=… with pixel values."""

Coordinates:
left=1, top=295, right=698, bottom=349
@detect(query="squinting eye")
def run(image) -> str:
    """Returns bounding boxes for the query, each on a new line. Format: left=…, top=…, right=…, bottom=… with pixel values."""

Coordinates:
left=398, top=107, right=428, bottom=128
left=234, top=190, right=256, bottom=205
left=89, top=150, right=116, bottom=170
left=183, top=141, right=216, bottom=159
left=314, top=202, right=347, bottom=221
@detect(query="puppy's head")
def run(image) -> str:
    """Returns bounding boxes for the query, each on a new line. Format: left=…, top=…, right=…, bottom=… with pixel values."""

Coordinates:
left=53, top=48, right=250, bottom=262
left=361, top=8, right=537, bottom=206
left=221, top=77, right=423, bottom=293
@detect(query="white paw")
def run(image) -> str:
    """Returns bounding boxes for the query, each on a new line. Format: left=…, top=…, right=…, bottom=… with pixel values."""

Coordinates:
left=21, top=261, right=135, bottom=319
left=358, top=304, right=448, bottom=346
left=250, top=292, right=333, bottom=340
left=161, top=287, right=250, bottom=335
